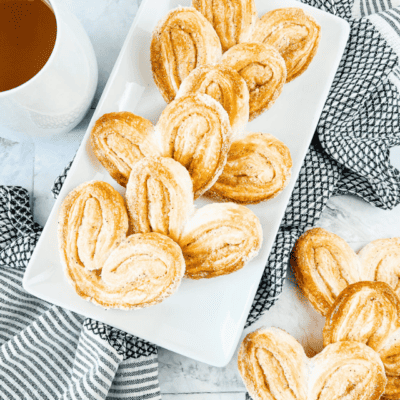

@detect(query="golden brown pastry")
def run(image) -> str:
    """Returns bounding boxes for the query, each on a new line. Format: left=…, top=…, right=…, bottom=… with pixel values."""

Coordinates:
left=100, top=233, right=185, bottom=309
left=309, top=341, right=386, bottom=400
left=220, top=42, right=286, bottom=120
left=358, top=238, right=400, bottom=299
left=290, top=227, right=361, bottom=316
left=239, top=327, right=308, bottom=400
left=90, top=112, right=159, bottom=187
left=150, top=7, right=222, bottom=103
left=155, top=93, right=232, bottom=199
left=207, top=132, right=292, bottom=204
left=239, top=327, right=387, bottom=400
left=323, top=281, right=400, bottom=400
left=178, top=202, right=262, bottom=279
left=192, top=0, right=257, bottom=52
left=58, top=181, right=129, bottom=273
left=125, top=157, right=194, bottom=242
left=251, top=8, right=321, bottom=82
left=58, top=181, right=185, bottom=309
left=176, top=64, right=249, bottom=136
left=323, top=282, right=400, bottom=351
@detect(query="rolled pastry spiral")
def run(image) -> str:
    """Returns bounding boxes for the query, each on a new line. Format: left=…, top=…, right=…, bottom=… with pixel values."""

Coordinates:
left=251, top=8, right=321, bottom=82
left=156, top=93, right=232, bottom=199
left=177, top=64, right=249, bottom=136
left=192, top=0, right=257, bottom=52
left=358, top=238, right=400, bottom=299
left=100, top=233, right=185, bottom=309
left=90, top=112, right=159, bottom=187
left=178, top=202, right=262, bottom=279
left=239, top=327, right=308, bottom=400
left=221, top=42, right=286, bottom=120
left=323, top=281, right=400, bottom=400
left=290, top=227, right=361, bottom=316
left=207, top=132, right=292, bottom=204
left=150, top=7, right=222, bottom=103
left=309, top=341, right=386, bottom=400
left=125, top=157, right=194, bottom=242
left=238, top=327, right=387, bottom=400
left=58, top=181, right=185, bottom=309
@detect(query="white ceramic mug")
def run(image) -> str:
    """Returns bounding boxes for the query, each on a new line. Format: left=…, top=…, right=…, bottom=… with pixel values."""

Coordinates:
left=0, top=0, right=98, bottom=137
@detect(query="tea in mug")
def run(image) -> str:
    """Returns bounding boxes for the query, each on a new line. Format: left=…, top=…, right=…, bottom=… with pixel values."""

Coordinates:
left=0, top=0, right=57, bottom=92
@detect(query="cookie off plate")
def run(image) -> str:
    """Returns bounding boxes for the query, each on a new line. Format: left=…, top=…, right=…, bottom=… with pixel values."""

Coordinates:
left=24, top=0, right=350, bottom=367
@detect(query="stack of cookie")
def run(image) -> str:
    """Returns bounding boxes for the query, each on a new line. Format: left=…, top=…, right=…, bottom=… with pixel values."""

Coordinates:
left=240, top=229, right=400, bottom=400
left=58, top=1, right=322, bottom=311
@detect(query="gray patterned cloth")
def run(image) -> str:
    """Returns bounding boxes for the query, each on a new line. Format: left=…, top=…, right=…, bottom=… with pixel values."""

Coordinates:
left=1, top=0, right=400, bottom=398
left=0, top=187, right=160, bottom=399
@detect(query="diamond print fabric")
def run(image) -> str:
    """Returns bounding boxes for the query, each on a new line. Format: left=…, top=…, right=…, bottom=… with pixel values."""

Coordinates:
left=0, top=186, right=161, bottom=399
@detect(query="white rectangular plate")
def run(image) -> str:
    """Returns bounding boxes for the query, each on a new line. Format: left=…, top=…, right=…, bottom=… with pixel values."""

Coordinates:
left=24, top=0, right=350, bottom=367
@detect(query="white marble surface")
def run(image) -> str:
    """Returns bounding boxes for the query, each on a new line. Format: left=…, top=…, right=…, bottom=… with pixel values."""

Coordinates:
left=1, top=0, right=400, bottom=398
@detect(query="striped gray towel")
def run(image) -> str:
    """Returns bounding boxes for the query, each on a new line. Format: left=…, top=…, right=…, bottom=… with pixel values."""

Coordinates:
left=0, top=186, right=161, bottom=399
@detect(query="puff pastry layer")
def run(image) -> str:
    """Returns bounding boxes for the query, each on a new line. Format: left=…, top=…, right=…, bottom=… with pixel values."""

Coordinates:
left=156, top=93, right=232, bottom=199
left=323, top=281, right=400, bottom=400
left=101, top=233, right=185, bottom=308
left=221, top=42, right=286, bottom=120
left=207, top=132, right=292, bottom=204
left=177, top=64, right=249, bottom=136
left=192, top=0, right=257, bottom=52
left=291, top=227, right=361, bottom=315
left=239, top=327, right=387, bottom=400
left=178, top=202, right=262, bottom=279
left=150, top=7, right=222, bottom=103
left=58, top=181, right=185, bottom=309
left=251, top=8, right=321, bottom=82
left=125, top=156, right=194, bottom=242
left=90, top=112, right=158, bottom=187
left=358, top=238, right=400, bottom=299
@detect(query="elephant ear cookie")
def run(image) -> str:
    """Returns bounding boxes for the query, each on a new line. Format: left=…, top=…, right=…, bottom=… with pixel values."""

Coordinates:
left=290, top=227, right=361, bottom=316
left=150, top=7, right=222, bottom=103
left=220, top=42, right=286, bottom=120
left=100, top=233, right=186, bottom=309
left=125, top=156, right=194, bottom=242
left=323, top=281, right=400, bottom=400
left=178, top=202, right=262, bottom=279
left=177, top=64, right=249, bottom=137
left=251, top=7, right=321, bottom=82
left=239, top=327, right=387, bottom=400
left=58, top=181, right=185, bottom=309
left=90, top=112, right=159, bottom=187
left=358, top=238, right=400, bottom=298
left=156, top=93, right=232, bottom=199
left=192, top=0, right=257, bottom=52
left=207, top=132, right=292, bottom=204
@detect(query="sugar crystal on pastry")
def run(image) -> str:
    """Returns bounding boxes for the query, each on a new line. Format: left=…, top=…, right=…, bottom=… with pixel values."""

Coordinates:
left=150, top=6, right=222, bottom=103
left=90, top=112, right=159, bottom=187
left=178, top=202, right=262, bottom=279
left=358, top=238, right=400, bottom=298
left=323, top=281, right=400, bottom=400
left=221, top=42, right=286, bottom=120
left=239, top=326, right=387, bottom=400
left=291, top=227, right=361, bottom=315
left=125, top=156, right=194, bottom=242
left=192, top=0, right=257, bottom=52
left=177, top=64, right=249, bottom=137
left=155, top=93, right=233, bottom=199
left=251, top=7, right=321, bottom=82
left=207, top=132, right=292, bottom=204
